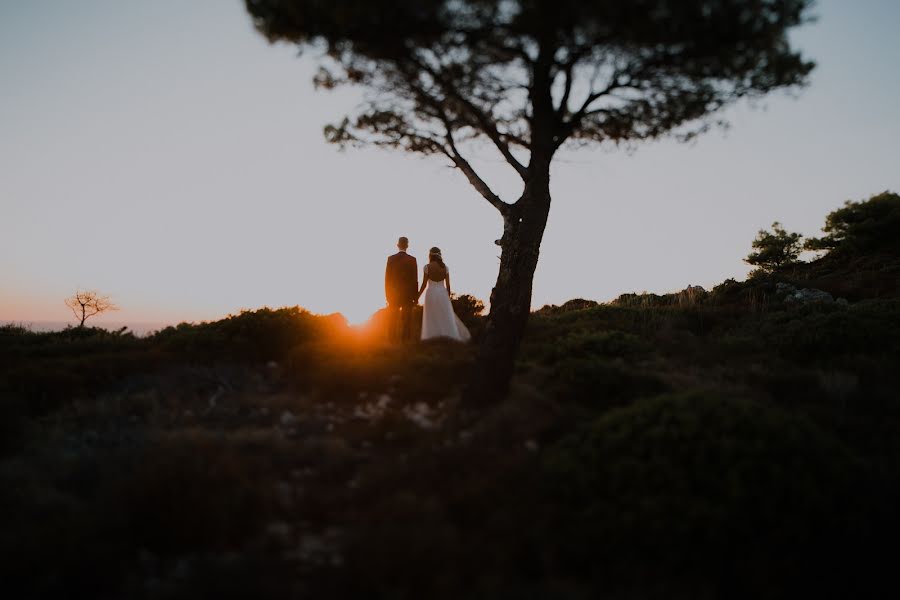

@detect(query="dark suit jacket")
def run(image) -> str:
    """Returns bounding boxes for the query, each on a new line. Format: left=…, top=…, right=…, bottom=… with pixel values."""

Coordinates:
left=385, top=251, right=418, bottom=306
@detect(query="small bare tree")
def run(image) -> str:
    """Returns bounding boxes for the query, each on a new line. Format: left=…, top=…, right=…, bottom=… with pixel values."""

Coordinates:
left=65, top=289, right=119, bottom=327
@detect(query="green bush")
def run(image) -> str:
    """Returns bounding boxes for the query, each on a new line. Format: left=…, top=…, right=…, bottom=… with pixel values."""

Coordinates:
left=151, top=306, right=343, bottom=362
left=805, top=190, right=900, bottom=256
left=543, top=391, right=881, bottom=597
left=550, top=356, right=667, bottom=407
left=745, top=221, right=804, bottom=273
left=451, top=293, right=485, bottom=322
left=753, top=300, right=900, bottom=360
left=534, top=329, right=649, bottom=364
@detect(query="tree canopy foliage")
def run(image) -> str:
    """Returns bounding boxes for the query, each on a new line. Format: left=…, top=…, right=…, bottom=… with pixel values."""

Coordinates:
left=246, top=0, right=815, bottom=211
left=805, top=191, right=900, bottom=256
left=745, top=221, right=804, bottom=273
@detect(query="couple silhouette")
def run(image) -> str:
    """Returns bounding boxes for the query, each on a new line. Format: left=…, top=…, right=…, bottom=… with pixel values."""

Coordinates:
left=384, top=236, right=471, bottom=343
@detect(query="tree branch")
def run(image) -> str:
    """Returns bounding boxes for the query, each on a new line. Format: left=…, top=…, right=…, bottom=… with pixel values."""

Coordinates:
left=556, top=70, right=633, bottom=145
left=443, top=128, right=511, bottom=216
left=557, top=60, right=575, bottom=118
left=408, top=53, right=529, bottom=181
left=554, top=46, right=593, bottom=119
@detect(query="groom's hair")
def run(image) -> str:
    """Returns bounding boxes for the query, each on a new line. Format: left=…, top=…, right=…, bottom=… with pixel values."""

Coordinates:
left=397, top=236, right=409, bottom=249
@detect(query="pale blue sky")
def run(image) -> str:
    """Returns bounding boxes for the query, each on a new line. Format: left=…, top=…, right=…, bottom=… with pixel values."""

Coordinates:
left=2, top=0, right=899, bottom=326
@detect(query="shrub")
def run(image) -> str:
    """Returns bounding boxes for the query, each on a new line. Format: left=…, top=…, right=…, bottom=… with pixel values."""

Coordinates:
left=612, top=291, right=671, bottom=308
left=535, top=330, right=649, bottom=364
left=805, top=190, right=900, bottom=256
left=535, top=298, right=600, bottom=314
left=543, top=391, right=880, bottom=597
left=753, top=299, right=900, bottom=360
left=451, top=293, right=485, bottom=322
left=151, top=306, right=345, bottom=362
left=550, top=356, right=667, bottom=407
left=745, top=221, right=804, bottom=273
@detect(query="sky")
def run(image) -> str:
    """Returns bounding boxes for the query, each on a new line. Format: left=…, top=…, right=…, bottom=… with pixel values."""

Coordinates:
left=2, top=0, right=899, bottom=328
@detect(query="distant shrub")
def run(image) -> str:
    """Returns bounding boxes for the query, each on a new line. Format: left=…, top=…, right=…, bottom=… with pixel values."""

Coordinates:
left=527, top=304, right=650, bottom=340
left=708, top=277, right=778, bottom=308
left=805, top=190, right=900, bottom=256
left=709, top=277, right=746, bottom=303
left=612, top=291, right=671, bottom=307
left=745, top=221, right=804, bottom=273
left=550, top=356, right=667, bottom=407
left=754, top=299, right=900, bottom=360
left=451, top=294, right=485, bottom=321
left=535, top=298, right=600, bottom=315
left=151, top=306, right=345, bottom=362
left=536, top=330, right=649, bottom=364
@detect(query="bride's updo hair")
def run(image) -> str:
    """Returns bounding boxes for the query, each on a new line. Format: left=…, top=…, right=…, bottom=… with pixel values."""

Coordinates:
left=429, top=247, right=445, bottom=267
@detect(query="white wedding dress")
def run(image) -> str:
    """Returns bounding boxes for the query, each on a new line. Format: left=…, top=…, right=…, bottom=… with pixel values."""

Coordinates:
left=421, top=266, right=471, bottom=342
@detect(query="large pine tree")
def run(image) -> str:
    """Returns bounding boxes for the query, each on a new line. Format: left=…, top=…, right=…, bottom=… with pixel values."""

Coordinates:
left=246, top=0, right=815, bottom=403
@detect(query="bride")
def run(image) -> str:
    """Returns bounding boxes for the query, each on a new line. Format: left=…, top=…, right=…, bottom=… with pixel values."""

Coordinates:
left=417, top=247, right=471, bottom=342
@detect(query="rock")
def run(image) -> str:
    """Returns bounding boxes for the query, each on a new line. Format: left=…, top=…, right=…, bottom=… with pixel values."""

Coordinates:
left=676, top=284, right=708, bottom=306
left=404, top=402, right=440, bottom=430
left=353, top=395, right=391, bottom=420
left=784, top=287, right=834, bottom=304
left=775, top=282, right=797, bottom=295
left=292, top=534, right=328, bottom=562
left=837, top=297, right=849, bottom=306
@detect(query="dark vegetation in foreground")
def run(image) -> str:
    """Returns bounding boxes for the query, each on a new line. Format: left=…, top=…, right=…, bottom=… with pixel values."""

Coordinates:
left=3, top=196, right=900, bottom=599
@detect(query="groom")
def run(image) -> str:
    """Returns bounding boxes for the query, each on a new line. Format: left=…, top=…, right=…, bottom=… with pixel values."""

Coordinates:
left=385, top=236, right=418, bottom=342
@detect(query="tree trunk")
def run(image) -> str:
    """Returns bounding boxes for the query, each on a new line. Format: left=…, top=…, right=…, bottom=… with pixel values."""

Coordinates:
left=463, top=36, right=557, bottom=405
left=463, top=163, right=552, bottom=404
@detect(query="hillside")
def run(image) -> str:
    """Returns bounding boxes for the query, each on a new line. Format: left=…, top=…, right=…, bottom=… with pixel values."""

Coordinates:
left=3, top=268, right=900, bottom=598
